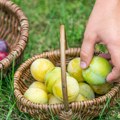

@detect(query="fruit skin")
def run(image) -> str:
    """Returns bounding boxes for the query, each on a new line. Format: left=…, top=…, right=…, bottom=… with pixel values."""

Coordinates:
left=45, top=67, right=61, bottom=93
left=30, top=58, right=55, bottom=82
left=91, top=83, right=113, bottom=95
left=29, top=81, right=47, bottom=92
left=45, top=67, right=69, bottom=93
left=82, top=56, right=112, bottom=85
left=53, top=76, right=79, bottom=103
left=0, top=40, right=9, bottom=52
left=79, top=82, right=95, bottom=99
left=67, top=57, right=84, bottom=82
left=75, top=94, right=87, bottom=102
left=0, top=52, right=8, bottom=60
left=24, top=87, right=48, bottom=104
left=49, top=94, right=62, bottom=104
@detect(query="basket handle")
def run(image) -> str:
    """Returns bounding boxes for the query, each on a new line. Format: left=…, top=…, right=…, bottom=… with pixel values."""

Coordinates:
left=60, top=25, right=69, bottom=112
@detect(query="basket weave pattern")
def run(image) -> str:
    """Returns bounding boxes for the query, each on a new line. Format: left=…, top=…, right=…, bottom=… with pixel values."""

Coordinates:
left=0, top=0, right=29, bottom=73
left=14, top=48, right=120, bottom=120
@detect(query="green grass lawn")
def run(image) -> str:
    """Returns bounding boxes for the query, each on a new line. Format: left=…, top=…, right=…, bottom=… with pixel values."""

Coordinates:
left=0, top=0, right=120, bottom=119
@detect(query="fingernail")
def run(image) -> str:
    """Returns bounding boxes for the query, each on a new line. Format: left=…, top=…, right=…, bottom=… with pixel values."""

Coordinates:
left=80, top=61, right=87, bottom=69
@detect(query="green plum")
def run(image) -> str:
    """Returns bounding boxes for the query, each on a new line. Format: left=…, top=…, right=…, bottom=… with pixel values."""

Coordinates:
left=91, top=83, right=113, bottom=95
left=45, top=67, right=61, bottom=93
left=79, top=82, right=95, bottom=99
left=45, top=67, right=69, bottom=93
left=82, top=56, right=112, bottom=85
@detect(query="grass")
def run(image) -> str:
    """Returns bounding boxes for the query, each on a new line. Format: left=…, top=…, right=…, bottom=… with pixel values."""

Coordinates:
left=0, top=0, right=120, bottom=119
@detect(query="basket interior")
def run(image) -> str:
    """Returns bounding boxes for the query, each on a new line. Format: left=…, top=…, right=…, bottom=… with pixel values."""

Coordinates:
left=0, top=2, right=21, bottom=52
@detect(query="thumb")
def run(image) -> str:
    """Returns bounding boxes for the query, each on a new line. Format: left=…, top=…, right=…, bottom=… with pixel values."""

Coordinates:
left=80, top=35, right=97, bottom=69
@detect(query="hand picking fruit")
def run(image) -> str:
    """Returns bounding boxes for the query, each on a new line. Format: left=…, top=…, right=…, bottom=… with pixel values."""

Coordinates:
left=82, top=56, right=112, bottom=85
left=80, top=0, right=120, bottom=83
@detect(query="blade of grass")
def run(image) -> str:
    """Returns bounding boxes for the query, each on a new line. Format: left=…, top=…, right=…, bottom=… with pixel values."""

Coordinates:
left=6, top=102, right=16, bottom=120
left=99, top=98, right=111, bottom=120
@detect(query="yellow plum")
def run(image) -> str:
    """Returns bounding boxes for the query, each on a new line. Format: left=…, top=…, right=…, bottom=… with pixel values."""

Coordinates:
left=29, top=81, right=47, bottom=92
left=75, top=94, right=87, bottom=102
left=45, top=67, right=69, bottom=93
left=49, top=94, right=62, bottom=104
left=24, top=87, right=48, bottom=104
left=30, top=58, right=55, bottom=82
left=53, top=76, right=79, bottom=103
left=67, top=57, right=84, bottom=82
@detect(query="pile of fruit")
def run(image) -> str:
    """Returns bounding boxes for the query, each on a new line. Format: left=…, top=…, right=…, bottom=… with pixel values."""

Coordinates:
left=24, top=56, right=113, bottom=104
left=0, top=39, right=9, bottom=61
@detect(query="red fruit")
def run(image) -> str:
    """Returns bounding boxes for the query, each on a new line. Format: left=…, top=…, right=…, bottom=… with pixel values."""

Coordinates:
left=0, top=40, right=9, bottom=52
left=0, top=52, right=8, bottom=61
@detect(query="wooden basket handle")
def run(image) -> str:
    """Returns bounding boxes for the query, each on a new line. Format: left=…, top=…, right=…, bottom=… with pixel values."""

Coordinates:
left=60, top=25, right=69, bottom=112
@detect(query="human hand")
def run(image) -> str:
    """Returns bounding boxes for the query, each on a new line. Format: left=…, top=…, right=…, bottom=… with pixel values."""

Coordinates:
left=80, top=0, right=120, bottom=83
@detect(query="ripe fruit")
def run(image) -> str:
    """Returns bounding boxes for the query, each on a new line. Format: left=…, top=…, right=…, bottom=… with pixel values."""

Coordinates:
left=29, top=81, right=47, bottom=92
left=53, top=76, right=79, bottom=102
left=0, top=52, right=8, bottom=61
left=0, top=40, right=9, bottom=52
left=49, top=94, right=62, bottom=104
left=45, top=67, right=61, bottom=93
left=75, top=94, right=87, bottom=102
left=82, top=56, right=112, bottom=85
left=24, top=87, right=48, bottom=104
left=91, top=83, right=113, bottom=95
left=30, top=58, right=55, bottom=82
left=67, top=57, right=84, bottom=82
left=79, top=82, right=95, bottom=99
left=45, top=67, right=69, bottom=93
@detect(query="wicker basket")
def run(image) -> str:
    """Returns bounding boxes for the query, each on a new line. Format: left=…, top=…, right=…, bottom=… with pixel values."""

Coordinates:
left=14, top=25, right=120, bottom=120
left=0, top=0, right=29, bottom=74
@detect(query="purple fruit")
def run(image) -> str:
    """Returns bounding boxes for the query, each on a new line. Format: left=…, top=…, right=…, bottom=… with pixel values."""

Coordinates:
left=0, top=52, right=8, bottom=61
left=0, top=40, right=9, bottom=52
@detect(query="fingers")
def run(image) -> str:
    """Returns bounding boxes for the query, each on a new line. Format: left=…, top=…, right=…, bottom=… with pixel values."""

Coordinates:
left=80, top=34, right=97, bottom=69
left=106, top=45, right=120, bottom=83
left=107, top=67, right=120, bottom=83
left=113, top=78, right=120, bottom=83
left=108, top=78, right=119, bottom=83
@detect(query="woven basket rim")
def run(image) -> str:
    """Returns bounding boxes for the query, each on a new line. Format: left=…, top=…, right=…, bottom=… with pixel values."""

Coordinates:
left=0, top=0, right=29, bottom=70
left=14, top=48, right=120, bottom=110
